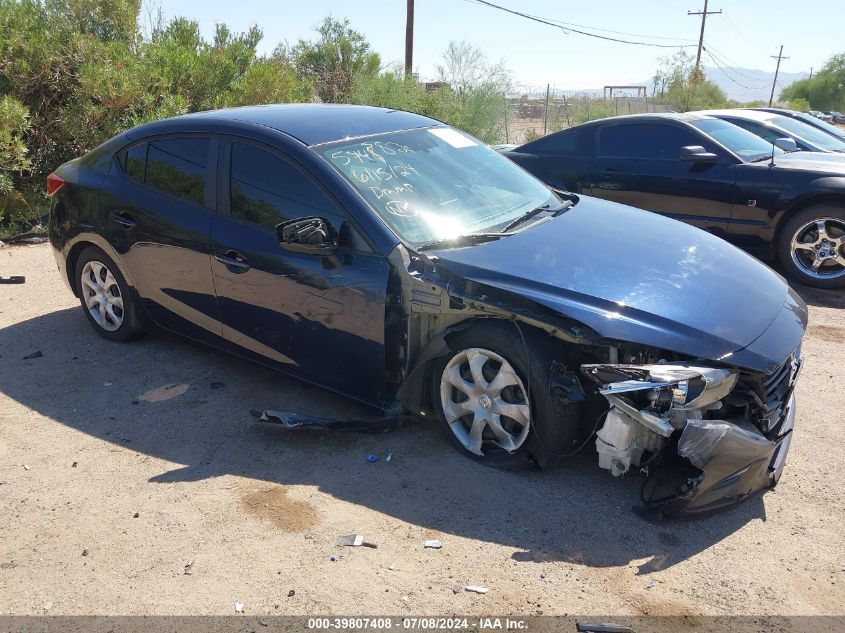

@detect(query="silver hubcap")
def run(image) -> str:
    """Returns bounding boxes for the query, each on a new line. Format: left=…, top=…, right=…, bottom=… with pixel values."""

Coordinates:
left=439, top=347, right=531, bottom=456
left=80, top=260, right=124, bottom=332
left=790, top=217, right=845, bottom=280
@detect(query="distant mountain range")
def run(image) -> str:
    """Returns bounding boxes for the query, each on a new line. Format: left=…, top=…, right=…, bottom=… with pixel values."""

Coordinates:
left=695, top=66, right=807, bottom=104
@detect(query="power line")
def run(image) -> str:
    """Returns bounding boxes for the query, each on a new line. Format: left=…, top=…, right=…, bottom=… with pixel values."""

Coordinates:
left=467, top=0, right=695, bottom=48
left=703, top=44, right=768, bottom=85
left=703, top=47, right=761, bottom=91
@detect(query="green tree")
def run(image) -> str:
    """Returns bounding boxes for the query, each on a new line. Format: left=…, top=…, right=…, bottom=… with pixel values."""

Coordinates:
left=652, top=50, right=727, bottom=112
left=289, top=16, right=380, bottom=103
left=780, top=54, right=845, bottom=111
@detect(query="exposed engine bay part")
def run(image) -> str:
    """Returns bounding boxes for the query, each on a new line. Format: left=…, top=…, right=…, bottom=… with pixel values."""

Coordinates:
left=595, top=408, right=666, bottom=477
left=256, top=410, right=416, bottom=433
left=581, top=356, right=799, bottom=518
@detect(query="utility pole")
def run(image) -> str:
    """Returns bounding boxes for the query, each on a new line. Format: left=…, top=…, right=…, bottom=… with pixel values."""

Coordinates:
left=809, top=66, right=814, bottom=80
left=404, top=0, right=414, bottom=77
left=768, top=45, right=789, bottom=107
left=688, top=0, right=722, bottom=72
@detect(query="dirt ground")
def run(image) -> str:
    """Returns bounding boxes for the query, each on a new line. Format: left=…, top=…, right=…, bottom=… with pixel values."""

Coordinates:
left=1, top=242, right=844, bottom=617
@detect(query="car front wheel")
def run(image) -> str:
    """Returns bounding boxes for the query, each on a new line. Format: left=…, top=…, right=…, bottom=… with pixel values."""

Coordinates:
left=432, top=320, right=582, bottom=470
left=779, top=204, right=845, bottom=288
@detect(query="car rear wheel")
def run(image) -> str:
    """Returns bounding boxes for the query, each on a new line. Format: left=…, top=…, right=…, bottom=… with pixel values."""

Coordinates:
left=432, top=320, right=582, bottom=470
left=778, top=204, right=845, bottom=289
left=75, top=247, right=143, bottom=341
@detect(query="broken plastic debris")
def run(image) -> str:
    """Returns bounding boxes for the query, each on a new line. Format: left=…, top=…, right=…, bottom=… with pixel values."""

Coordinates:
left=234, top=601, right=244, bottom=613
left=103, top=382, right=113, bottom=387
left=646, top=580, right=656, bottom=590
left=337, top=534, right=364, bottom=547
left=257, top=409, right=415, bottom=433
left=424, top=539, right=442, bottom=549
left=366, top=454, right=379, bottom=463
left=184, top=561, right=194, bottom=575
left=0, top=275, right=25, bottom=284
left=464, top=585, right=489, bottom=594
left=386, top=452, right=393, bottom=462
left=23, top=465, right=30, bottom=471
left=22, top=351, right=43, bottom=360
left=329, top=555, right=337, bottom=562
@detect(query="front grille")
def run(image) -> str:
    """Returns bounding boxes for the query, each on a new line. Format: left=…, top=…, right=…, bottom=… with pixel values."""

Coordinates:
left=738, top=347, right=801, bottom=437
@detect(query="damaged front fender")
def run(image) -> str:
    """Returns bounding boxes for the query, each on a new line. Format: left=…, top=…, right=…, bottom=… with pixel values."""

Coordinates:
left=582, top=354, right=800, bottom=519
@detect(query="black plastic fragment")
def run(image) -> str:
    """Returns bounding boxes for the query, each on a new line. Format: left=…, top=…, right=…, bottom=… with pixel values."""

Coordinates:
left=257, top=410, right=415, bottom=433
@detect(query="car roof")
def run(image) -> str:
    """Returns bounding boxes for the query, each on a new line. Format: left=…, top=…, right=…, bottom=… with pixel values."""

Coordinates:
left=695, top=109, right=778, bottom=122
left=127, top=104, right=444, bottom=146
left=575, top=112, right=717, bottom=127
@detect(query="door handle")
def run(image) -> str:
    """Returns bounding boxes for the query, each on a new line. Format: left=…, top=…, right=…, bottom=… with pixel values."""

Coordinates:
left=111, top=211, right=136, bottom=228
left=214, top=250, right=251, bottom=273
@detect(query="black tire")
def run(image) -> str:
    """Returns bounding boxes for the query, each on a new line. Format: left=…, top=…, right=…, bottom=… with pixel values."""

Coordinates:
left=431, top=320, right=582, bottom=470
left=777, top=203, right=845, bottom=289
left=74, top=246, right=144, bottom=342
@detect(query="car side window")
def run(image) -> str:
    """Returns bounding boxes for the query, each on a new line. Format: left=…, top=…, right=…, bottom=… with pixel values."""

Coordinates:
left=523, top=128, right=590, bottom=156
left=145, top=138, right=208, bottom=205
left=124, top=143, right=147, bottom=182
left=118, top=137, right=209, bottom=206
left=598, top=123, right=705, bottom=160
left=229, top=141, right=358, bottom=247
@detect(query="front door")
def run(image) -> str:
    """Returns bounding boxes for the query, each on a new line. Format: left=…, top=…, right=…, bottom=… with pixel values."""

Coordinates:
left=591, top=122, right=735, bottom=234
left=209, top=138, right=390, bottom=404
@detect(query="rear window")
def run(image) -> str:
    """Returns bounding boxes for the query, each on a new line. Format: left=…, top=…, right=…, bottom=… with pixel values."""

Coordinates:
left=598, top=123, right=702, bottom=159
left=520, top=127, right=592, bottom=156
left=118, top=137, right=209, bottom=206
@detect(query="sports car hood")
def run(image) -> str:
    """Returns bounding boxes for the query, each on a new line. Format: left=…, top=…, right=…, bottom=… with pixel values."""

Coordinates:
left=430, top=197, right=807, bottom=373
left=772, top=152, right=845, bottom=172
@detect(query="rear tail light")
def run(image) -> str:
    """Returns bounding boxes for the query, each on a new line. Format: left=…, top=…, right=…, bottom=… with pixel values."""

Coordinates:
left=46, top=172, right=65, bottom=196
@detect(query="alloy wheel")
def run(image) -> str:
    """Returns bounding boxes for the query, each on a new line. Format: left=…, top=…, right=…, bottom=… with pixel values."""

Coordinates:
left=790, top=217, right=845, bottom=280
left=439, top=347, right=531, bottom=456
left=80, top=260, right=125, bottom=332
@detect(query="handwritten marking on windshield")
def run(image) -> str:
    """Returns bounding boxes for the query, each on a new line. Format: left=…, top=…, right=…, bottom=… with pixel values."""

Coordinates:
left=371, top=183, right=415, bottom=199
left=329, top=141, right=413, bottom=166
left=385, top=200, right=416, bottom=217
left=350, top=162, right=419, bottom=185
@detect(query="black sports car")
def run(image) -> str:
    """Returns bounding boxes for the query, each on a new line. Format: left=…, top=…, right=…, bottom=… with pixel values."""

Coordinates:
left=505, top=113, right=845, bottom=288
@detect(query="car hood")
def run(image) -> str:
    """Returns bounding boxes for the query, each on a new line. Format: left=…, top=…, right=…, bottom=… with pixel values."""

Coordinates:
left=430, top=197, right=806, bottom=373
left=772, top=152, right=845, bottom=171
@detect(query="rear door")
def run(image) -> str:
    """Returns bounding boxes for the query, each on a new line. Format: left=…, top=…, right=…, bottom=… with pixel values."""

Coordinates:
left=101, top=135, right=220, bottom=341
left=590, top=122, right=735, bottom=233
left=209, top=137, right=390, bottom=404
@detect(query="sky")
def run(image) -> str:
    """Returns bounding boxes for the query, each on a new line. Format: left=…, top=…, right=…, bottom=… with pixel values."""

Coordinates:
left=152, top=0, right=841, bottom=94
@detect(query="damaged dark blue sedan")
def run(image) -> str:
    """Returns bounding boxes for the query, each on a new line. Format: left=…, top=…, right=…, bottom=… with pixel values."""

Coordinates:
left=47, top=105, right=806, bottom=518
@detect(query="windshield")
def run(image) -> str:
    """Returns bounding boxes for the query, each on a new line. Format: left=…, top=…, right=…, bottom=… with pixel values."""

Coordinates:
left=771, top=115, right=845, bottom=152
left=794, top=112, right=845, bottom=139
left=689, top=118, right=782, bottom=162
left=318, top=126, right=557, bottom=246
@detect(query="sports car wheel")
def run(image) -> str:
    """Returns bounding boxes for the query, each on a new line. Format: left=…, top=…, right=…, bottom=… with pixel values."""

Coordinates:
left=779, top=204, right=845, bottom=289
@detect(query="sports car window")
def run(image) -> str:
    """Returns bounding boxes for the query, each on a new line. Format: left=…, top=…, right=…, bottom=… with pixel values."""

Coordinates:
left=523, top=127, right=590, bottom=155
left=598, top=124, right=702, bottom=159
left=688, top=118, right=782, bottom=162
left=770, top=115, right=845, bottom=152
left=229, top=142, right=344, bottom=233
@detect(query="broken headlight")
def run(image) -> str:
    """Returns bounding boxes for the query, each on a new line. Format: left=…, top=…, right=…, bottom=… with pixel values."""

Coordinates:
left=581, top=363, right=738, bottom=437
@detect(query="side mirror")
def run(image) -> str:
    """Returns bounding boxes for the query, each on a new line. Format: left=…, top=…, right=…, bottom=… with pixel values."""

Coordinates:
left=773, top=137, right=798, bottom=152
left=277, top=217, right=337, bottom=253
left=680, top=145, right=719, bottom=162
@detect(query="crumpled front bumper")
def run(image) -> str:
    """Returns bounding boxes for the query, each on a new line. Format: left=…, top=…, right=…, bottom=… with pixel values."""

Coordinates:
left=659, top=392, right=796, bottom=517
